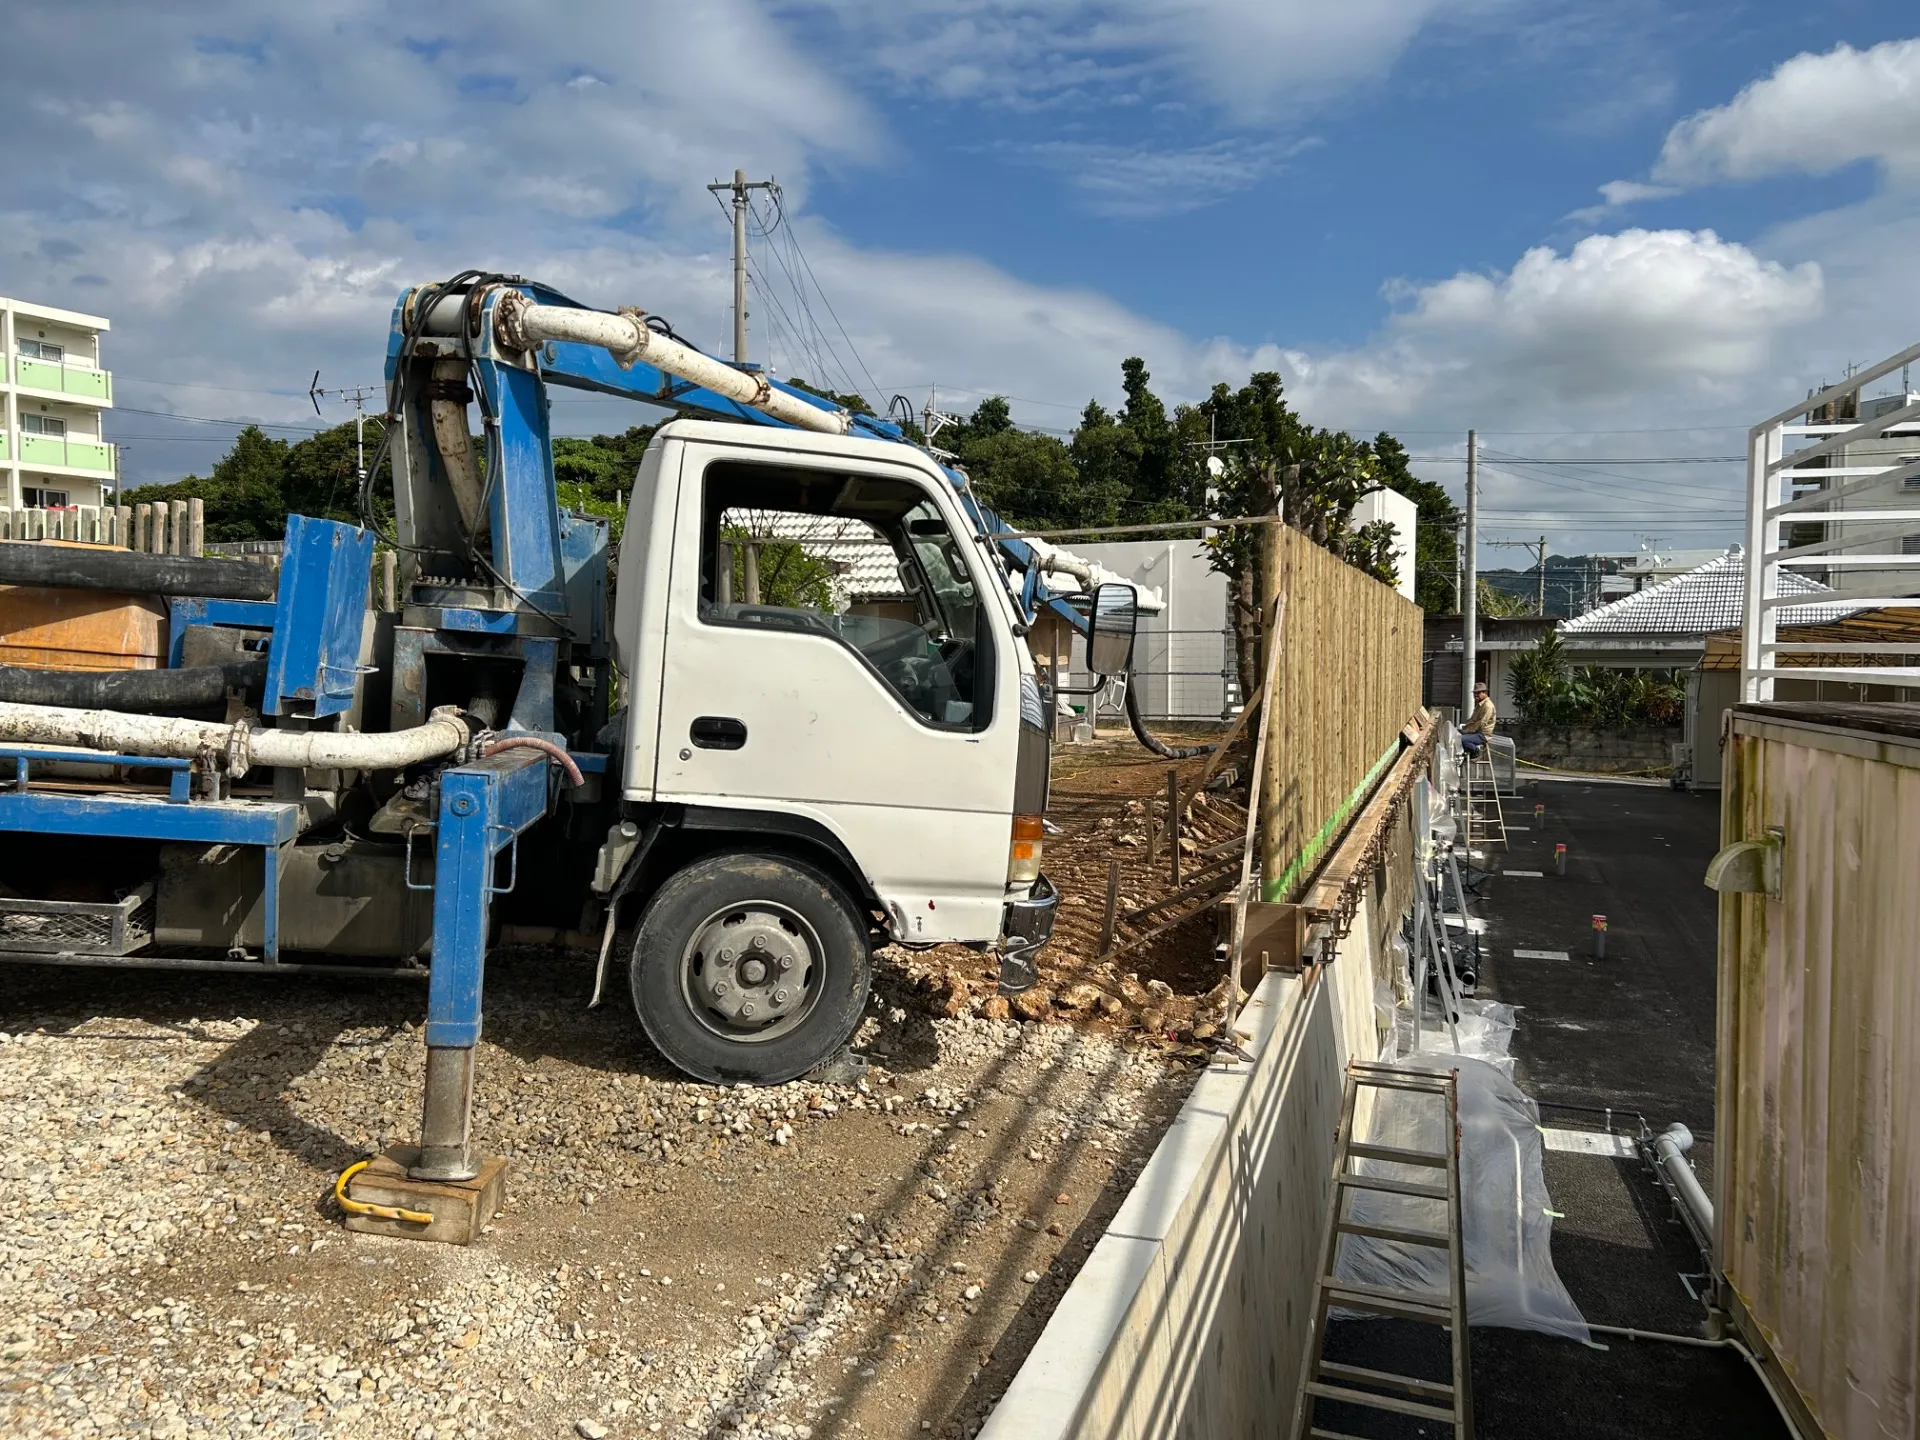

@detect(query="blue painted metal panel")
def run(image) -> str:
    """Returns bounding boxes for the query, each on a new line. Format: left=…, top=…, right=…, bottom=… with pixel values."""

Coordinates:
left=432, top=606, right=524, bottom=635
left=478, top=361, right=570, bottom=618
left=0, top=791, right=299, bottom=845
left=167, top=598, right=277, bottom=669
left=558, top=510, right=609, bottom=657
left=263, top=516, right=375, bottom=718
left=423, top=750, right=553, bottom=1049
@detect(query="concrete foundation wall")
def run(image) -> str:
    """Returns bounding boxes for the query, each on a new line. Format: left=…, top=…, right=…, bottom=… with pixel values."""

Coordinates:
left=981, top=855, right=1399, bottom=1439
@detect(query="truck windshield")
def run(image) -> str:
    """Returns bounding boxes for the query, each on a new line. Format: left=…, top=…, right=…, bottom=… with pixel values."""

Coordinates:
left=696, top=461, right=994, bottom=731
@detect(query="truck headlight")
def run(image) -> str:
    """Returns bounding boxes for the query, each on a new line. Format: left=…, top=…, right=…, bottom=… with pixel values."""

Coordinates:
left=1008, top=814, right=1044, bottom=884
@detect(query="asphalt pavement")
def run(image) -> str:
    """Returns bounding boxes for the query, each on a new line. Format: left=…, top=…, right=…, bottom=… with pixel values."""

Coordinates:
left=1314, top=775, right=1792, bottom=1440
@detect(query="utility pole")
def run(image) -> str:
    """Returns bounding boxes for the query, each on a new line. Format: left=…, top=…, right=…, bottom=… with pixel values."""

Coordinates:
left=1487, top=535, right=1551, bottom=615
left=708, top=168, right=777, bottom=364
left=309, top=372, right=380, bottom=489
left=1461, top=429, right=1478, bottom=718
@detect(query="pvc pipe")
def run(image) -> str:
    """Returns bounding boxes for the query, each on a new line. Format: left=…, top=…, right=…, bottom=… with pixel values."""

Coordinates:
left=0, top=701, right=469, bottom=778
left=1582, top=1324, right=1806, bottom=1440
left=1650, top=1122, right=1714, bottom=1241
left=0, top=541, right=277, bottom=601
left=495, top=296, right=850, bottom=436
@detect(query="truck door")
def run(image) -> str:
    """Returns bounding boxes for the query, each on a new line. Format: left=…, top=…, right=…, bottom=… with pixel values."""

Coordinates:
left=652, top=439, right=1021, bottom=943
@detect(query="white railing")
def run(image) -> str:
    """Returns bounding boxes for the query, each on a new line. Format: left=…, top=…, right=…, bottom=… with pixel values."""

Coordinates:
left=1743, top=343, right=1920, bottom=700
left=0, top=497, right=206, bottom=556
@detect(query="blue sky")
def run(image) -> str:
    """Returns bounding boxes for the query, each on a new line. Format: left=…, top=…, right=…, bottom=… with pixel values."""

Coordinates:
left=3, top=1, right=1918, bottom=558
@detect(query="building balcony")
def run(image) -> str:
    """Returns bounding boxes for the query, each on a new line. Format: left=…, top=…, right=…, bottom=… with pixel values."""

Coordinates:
left=12, top=355, right=112, bottom=404
left=12, top=431, right=116, bottom=473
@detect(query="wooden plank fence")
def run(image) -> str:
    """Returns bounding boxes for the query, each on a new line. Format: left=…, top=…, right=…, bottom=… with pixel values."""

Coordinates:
left=1259, top=523, right=1423, bottom=902
left=0, top=499, right=207, bottom=557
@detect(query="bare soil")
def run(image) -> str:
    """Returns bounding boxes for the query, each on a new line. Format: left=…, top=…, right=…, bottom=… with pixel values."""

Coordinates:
left=0, top=734, right=1247, bottom=1440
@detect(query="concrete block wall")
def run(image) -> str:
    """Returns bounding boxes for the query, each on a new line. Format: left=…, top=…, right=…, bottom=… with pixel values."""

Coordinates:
left=1500, top=723, right=1681, bottom=772
left=981, top=848, right=1398, bottom=1439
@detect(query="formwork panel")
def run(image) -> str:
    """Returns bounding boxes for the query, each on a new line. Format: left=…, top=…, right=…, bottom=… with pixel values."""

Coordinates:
left=1719, top=705, right=1920, bottom=1440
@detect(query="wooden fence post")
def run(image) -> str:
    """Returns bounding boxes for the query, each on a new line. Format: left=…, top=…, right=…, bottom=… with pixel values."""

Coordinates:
left=1168, top=767, right=1182, bottom=886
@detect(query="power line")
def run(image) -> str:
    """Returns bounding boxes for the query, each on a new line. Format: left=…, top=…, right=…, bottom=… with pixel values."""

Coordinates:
left=111, top=404, right=322, bottom=434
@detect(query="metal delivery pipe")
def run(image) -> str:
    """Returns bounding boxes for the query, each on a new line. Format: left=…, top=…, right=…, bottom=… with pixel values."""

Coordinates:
left=0, top=659, right=266, bottom=711
left=494, top=295, right=851, bottom=436
left=0, top=542, right=277, bottom=601
left=0, top=701, right=469, bottom=778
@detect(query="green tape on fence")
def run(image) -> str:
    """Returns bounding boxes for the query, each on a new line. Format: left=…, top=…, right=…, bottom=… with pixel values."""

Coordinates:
left=1263, top=738, right=1402, bottom=903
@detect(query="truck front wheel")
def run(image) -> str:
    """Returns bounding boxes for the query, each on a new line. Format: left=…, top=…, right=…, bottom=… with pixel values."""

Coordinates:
left=629, top=851, right=871, bottom=1084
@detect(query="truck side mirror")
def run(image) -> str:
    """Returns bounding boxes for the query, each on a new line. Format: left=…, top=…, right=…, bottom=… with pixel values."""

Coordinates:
left=1086, top=582, right=1138, bottom=678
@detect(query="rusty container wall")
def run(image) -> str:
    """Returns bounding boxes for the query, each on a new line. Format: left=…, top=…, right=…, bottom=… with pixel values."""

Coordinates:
left=1717, top=703, right=1920, bottom=1440
left=0, top=585, right=165, bottom=670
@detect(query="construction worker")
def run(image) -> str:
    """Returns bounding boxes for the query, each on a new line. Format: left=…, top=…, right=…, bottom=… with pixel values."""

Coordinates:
left=1462, top=680, right=1496, bottom=755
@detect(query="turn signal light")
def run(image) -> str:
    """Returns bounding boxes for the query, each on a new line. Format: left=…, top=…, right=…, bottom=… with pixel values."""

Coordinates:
left=1008, top=814, right=1045, bottom=883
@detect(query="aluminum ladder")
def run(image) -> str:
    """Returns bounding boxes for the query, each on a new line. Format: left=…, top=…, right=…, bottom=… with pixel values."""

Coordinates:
left=1461, top=745, right=1507, bottom=851
left=1288, top=1061, right=1474, bottom=1440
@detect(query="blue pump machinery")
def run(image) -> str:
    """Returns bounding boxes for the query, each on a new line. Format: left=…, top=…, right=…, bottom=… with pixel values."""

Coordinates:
left=0, top=273, right=1115, bottom=1189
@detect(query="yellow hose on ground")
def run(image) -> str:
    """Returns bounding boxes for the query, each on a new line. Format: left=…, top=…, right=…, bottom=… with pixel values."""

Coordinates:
left=334, top=1159, right=433, bottom=1225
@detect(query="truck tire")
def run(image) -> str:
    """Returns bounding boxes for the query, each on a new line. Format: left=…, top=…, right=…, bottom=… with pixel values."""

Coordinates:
left=629, top=850, right=871, bottom=1084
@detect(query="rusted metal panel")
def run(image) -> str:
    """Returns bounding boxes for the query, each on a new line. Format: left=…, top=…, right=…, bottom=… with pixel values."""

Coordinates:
left=0, top=584, right=165, bottom=670
left=1718, top=705, right=1920, bottom=1440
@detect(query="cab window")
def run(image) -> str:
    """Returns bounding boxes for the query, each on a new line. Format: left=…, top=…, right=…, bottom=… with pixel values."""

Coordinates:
left=697, top=461, right=993, bottom=731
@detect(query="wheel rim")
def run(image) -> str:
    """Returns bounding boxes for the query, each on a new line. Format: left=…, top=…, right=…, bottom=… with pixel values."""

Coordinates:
left=678, top=900, right=824, bottom=1044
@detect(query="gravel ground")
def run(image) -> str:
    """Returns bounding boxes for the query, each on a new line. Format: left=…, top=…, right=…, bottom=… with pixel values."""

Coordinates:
left=0, top=947, right=1195, bottom=1440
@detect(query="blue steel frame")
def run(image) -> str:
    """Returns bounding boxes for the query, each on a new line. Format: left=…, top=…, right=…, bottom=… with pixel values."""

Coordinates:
left=0, top=746, right=302, bottom=961
left=419, top=748, right=552, bottom=1049
left=385, top=280, right=1069, bottom=633
left=167, top=597, right=276, bottom=669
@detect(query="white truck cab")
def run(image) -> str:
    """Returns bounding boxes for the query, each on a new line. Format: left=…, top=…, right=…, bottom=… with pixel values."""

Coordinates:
left=604, top=419, right=1124, bottom=1083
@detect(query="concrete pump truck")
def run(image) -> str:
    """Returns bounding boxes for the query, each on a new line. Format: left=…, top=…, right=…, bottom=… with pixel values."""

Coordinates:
left=0, top=274, right=1138, bottom=1215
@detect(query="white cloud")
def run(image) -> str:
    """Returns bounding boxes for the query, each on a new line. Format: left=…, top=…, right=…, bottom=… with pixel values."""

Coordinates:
left=1008, top=137, right=1312, bottom=218
left=1653, top=38, right=1920, bottom=188
left=789, top=0, right=1503, bottom=121
left=1597, top=179, right=1679, bottom=206
left=1281, top=229, right=1824, bottom=423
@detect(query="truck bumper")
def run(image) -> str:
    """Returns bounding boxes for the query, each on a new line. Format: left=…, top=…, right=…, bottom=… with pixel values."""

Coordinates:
left=997, top=872, right=1058, bottom=995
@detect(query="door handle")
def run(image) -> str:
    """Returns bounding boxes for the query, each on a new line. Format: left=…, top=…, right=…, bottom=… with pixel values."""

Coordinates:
left=690, top=716, right=748, bottom=750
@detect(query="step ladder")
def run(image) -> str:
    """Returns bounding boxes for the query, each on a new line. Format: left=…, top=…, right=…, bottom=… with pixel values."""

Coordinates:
left=1289, top=1061, right=1473, bottom=1440
left=1461, top=746, right=1507, bottom=851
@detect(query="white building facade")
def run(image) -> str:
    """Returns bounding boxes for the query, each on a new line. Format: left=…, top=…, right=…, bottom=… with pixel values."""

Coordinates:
left=1, top=296, right=115, bottom=513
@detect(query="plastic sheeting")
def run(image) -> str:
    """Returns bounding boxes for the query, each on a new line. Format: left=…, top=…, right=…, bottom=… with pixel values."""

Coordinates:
left=1335, top=1022, right=1588, bottom=1340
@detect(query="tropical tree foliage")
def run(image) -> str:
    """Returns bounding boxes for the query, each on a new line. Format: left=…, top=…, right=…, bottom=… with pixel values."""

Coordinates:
left=1506, top=632, right=1685, bottom=726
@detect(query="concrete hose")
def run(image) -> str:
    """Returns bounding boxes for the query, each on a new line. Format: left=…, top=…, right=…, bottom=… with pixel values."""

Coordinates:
left=1124, top=675, right=1215, bottom=759
left=0, top=701, right=469, bottom=778
left=0, top=542, right=277, bottom=601
left=0, top=659, right=267, bottom=712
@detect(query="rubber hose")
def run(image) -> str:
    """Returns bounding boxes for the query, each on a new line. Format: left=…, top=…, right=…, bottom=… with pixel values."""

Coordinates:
left=0, top=659, right=267, bottom=711
left=0, top=542, right=277, bottom=601
left=1123, top=672, right=1215, bottom=759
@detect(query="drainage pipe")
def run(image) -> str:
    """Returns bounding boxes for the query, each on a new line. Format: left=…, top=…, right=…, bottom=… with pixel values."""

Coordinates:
left=0, top=659, right=267, bottom=712
left=1649, top=1122, right=1714, bottom=1251
left=494, top=294, right=850, bottom=436
left=1583, top=1325, right=1806, bottom=1440
left=0, top=701, right=469, bottom=778
left=0, top=543, right=277, bottom=601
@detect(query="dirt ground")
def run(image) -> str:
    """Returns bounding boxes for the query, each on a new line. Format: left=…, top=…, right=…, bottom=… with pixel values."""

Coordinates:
left=0, top=729, right=1249, bottom=1440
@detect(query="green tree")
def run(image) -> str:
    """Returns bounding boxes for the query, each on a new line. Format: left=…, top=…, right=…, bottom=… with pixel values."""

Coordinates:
left=124, top=424, right=293, bottom=542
